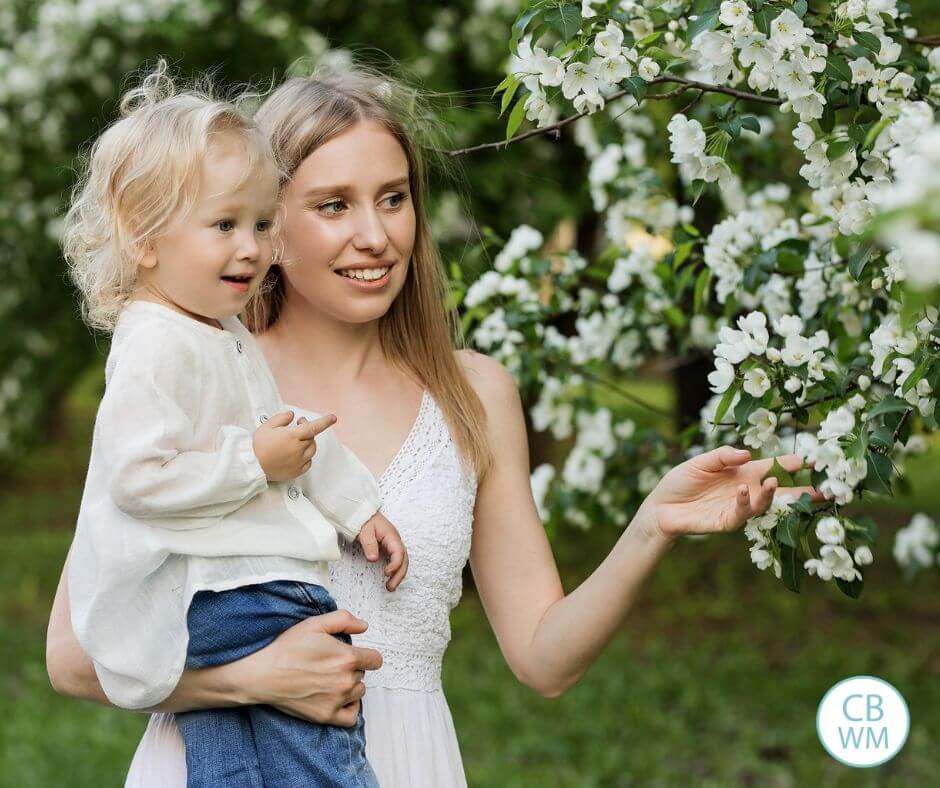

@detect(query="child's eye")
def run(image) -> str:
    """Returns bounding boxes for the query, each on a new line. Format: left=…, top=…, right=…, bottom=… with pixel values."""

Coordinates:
left=216, top=220, right=234, bottom=232
left=318, top=199, right=347, bottom=216
left=256, top=219, right=272, bottom=233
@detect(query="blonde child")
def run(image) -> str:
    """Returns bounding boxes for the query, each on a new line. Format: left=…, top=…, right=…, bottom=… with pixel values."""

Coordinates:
left=62, top=61, right=403, bottom=787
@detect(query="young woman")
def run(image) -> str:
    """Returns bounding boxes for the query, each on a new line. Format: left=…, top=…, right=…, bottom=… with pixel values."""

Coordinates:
left=46, top=66, right=820, bottom=787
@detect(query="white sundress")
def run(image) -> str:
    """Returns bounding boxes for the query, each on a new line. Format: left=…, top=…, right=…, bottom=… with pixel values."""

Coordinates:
left=125, top=389, right=478, bottom=787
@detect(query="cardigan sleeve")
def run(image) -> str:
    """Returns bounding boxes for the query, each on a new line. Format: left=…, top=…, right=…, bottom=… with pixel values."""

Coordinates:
left=299, top=424, right=381, bottom=542
left=97, top=327, right=269, bottom=525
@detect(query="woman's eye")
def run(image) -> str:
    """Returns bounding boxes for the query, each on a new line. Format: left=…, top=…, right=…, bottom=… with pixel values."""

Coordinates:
left=383, top=192, right=408, bottom=209
left=319, top=200, right=347, bottom=215
left=217, top=220, right=234, bottom=232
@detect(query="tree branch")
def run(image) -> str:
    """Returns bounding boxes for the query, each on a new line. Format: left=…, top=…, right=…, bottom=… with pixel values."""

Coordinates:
left=911, top=34, right=940, bottom=46
left=445, top=77, right=783, bottom=157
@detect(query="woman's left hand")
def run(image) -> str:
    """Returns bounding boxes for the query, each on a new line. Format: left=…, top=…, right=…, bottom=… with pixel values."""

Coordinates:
left=641, top=445, right=825, bottom=544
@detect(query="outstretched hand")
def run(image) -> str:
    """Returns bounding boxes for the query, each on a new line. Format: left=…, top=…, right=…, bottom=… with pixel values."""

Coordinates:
left=641, top=446, right=825, bottom=543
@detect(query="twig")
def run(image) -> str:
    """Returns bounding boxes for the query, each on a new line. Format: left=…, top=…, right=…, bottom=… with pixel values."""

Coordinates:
left=892, top=408, right=913, bottom=442
left=446, top=76, right=783, bottom=156
left=911, top=34, right=940, bottom=46
left=579, top=369, right=674, bottom=417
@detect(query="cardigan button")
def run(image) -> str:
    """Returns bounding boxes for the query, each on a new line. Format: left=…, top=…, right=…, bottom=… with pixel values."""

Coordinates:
left=259, top=414, right=269, bottom=424
left=287, top=486, right=300, bottom=500
left=235, top=340, right=243, bottom=353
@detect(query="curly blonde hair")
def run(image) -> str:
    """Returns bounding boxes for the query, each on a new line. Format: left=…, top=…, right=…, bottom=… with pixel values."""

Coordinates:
left=63, top=59, right=280, bottom=333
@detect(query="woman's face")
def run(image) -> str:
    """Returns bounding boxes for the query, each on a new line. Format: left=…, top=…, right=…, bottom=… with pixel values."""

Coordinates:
left=278, top=120, right=416, bottom=324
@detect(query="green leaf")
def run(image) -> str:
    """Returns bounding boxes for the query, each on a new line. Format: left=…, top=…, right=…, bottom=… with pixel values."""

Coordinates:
left=901, top=355, right=932, bottom=395
left=863, top=116, right=892, bottom=150
left=762, top=457, right=796, bottom=487
left=847, top=244, right=872, bottom=280
left=687, top=8, right=719, bottom=41
left=636, top=31, right=663, bottom=48
left=510, top=7, right=542, bottom=54
left=820, top=102, right=836, bottom=134
left=505, top=97, right=527, bottom=141
left=836, top=576, right=864, bottom=599
left=825, top=55, right=852, bottom=83
left=866, top=395, right=909, bottom=419
left=499, top=76, right=521, bottom=117
left=713, top=379, right=741, bottom=427
left=779, top=544, right=802, bottom=593
left=734, top=394, right=762, bottom=430
left=693, top=268, right=712, bottom=313
left=754, top=9, right=769, bottom=35
left=845, top=427, right=870, bottom=460
left=865, top=451, right=894, bottom=495
left=850, top=515, right=879, bottom=545
left=793, top=0, right=808, bottom=17
left=544, top=4, right=581, bottom=40
left=739, top=115, right=761, bottom=134
left=792, top=493, right=816, bottom=515
left=624, top=75, right=648, bottom=102
left=673, top=240, right=694, bottom=269
left=853, top=30, right=881, bottom=53
left=690, top=180, right=706, bottom=206
left=869, top=425, right=895, bottom=450
left=826, top=138, right=855, bottom=160
left=664, top=305, right=688, bottom=329
left=776, top=513, right=800, bottom=548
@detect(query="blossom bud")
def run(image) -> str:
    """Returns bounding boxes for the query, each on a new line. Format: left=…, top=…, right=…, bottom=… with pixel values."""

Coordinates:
left=871, top=277, right=884, bottom=289
left=784, top=376, right=802, bottom=393
left=857, top=375, right=871, bottom=391
left=766, top=347, right=782, bottom=362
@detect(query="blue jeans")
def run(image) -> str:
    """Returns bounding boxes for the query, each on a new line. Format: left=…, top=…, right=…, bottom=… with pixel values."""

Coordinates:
left=176, top=580, right=378, bottom=788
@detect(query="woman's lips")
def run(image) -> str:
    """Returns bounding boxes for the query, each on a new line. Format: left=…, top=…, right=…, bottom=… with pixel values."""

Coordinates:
left=334, top=265, right=393, bottom=289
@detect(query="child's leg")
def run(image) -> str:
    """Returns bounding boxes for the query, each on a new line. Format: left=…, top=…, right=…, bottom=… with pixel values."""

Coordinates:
left=247, top=584, right=376, bottom=787
left=177, top=580, right=377, bottom=788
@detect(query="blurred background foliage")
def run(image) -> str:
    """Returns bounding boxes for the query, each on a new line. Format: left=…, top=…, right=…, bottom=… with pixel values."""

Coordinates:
left=0, top=1, right=937, bottom=785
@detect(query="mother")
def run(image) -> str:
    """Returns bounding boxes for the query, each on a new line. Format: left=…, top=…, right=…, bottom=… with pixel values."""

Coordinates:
left=46, top=65, right=817, bottom=786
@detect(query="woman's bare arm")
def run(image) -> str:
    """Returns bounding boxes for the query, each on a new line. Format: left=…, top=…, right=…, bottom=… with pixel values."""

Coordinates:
left=460, top=351, right=805, bottom=699
left=46, top=548, right=382, bottom=725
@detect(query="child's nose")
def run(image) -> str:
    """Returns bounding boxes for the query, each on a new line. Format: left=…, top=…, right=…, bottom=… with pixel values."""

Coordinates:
left=236, top=231, right=260, bottom=260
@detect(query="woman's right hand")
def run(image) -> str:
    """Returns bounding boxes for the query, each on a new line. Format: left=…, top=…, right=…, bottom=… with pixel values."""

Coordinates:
left=228, top=609, right=382, bottom=727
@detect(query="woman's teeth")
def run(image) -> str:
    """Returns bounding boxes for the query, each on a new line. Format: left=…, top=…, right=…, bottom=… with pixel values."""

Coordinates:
left=337, top=266, right=390, bottom=281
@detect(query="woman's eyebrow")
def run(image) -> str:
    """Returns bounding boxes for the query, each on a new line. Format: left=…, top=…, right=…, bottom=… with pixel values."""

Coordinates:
left=301, top=177, right=410, bottom=199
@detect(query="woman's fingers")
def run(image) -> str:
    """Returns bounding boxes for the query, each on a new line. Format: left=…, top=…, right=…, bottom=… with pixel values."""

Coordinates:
left=696, top=445, right=752, bottom=473
left=751, top=476, right=778, bottom=515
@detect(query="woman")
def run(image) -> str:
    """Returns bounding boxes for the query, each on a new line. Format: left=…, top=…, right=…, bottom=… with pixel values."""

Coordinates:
left=46, top=66, right=819, bottom=786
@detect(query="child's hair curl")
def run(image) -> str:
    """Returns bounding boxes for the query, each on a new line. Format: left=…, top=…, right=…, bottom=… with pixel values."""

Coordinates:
left=63, top=59, right=281, bottom=333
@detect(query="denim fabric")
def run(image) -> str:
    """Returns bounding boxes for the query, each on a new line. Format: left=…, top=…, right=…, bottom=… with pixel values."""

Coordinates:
left=176, top=580, right=378, bottom=788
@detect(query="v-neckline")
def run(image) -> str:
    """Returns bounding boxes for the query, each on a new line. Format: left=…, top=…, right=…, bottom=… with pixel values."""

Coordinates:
left=288, top=389, right=430, bottom=489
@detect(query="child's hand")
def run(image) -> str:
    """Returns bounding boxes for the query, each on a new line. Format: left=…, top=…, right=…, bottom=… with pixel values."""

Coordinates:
left=357, top=513, right=409, bottom=592
left=252, top=411, right=336, bottom=482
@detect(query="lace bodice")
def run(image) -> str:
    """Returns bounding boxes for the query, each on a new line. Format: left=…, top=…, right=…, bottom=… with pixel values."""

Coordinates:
left=328, top=390, right=478, bottom=692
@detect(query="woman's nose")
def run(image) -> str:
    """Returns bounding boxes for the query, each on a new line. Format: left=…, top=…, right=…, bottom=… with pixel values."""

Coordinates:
left=351, top=208, right=389, bottom=255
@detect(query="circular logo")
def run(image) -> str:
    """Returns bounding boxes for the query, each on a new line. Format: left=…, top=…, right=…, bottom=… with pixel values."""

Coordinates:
left=817, top=676, right=910, bottom=767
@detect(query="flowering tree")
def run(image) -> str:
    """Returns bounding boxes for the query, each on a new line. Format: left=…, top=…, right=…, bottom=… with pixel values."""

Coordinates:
left=459, top=0, right=940, bottom=596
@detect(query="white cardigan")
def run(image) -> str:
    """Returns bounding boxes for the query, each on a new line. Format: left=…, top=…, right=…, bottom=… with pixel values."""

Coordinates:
left=68, top=300, right=381, bottom=709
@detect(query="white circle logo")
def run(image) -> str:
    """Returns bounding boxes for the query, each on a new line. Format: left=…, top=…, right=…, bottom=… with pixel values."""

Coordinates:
left=817, top=676, right=910, bottom=767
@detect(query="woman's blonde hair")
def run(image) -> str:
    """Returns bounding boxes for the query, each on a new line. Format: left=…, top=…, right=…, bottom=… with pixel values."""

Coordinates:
left=247, top=65, right=491, bottom=478
left=63, top=59, right=280, bottom=333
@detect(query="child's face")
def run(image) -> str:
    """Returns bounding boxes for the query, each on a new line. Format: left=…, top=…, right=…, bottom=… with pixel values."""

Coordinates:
left=135, top=134, right=279, bottom=328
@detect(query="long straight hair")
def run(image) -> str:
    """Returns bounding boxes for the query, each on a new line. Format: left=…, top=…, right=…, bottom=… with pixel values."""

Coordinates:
left=245, top=66, right=491, bottom=478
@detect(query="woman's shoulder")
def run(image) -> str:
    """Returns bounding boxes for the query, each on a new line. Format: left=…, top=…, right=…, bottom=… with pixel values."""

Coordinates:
left=454, top=349, right=521, bottom=419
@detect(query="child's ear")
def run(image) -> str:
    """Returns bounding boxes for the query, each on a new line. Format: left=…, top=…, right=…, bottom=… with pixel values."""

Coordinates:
left=137, top=241, right=157, bottom=269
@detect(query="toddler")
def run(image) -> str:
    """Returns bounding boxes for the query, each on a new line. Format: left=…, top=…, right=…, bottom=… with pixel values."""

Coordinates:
left=63, top=62, right=403, bottom=787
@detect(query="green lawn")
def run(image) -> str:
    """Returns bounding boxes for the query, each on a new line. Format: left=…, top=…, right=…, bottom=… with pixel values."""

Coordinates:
left=1, top=369, right=937, bottom=787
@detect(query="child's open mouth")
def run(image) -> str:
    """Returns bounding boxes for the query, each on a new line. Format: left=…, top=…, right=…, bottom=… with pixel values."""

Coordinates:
left=221, top=274, right=253, bottom=293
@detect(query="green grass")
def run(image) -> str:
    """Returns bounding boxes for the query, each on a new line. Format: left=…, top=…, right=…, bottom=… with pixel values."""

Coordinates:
left=1, top=369, right=938, bottom=787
